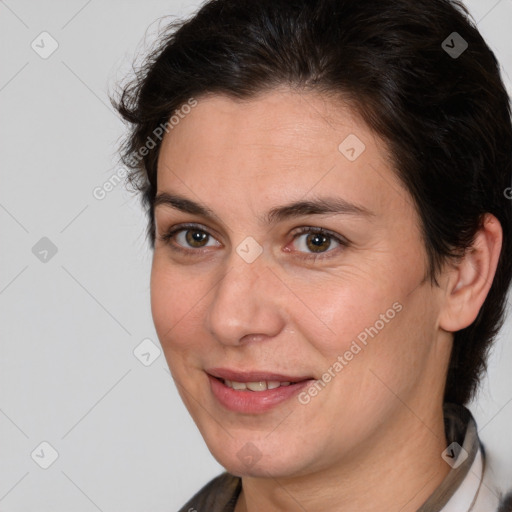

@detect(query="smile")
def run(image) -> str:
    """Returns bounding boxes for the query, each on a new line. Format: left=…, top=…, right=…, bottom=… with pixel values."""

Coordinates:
left=223, top=379, right=291, bottom=391
left=206, top=368, right=315, bottom=413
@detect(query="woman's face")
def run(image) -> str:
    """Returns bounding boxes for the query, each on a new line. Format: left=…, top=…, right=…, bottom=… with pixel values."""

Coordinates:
left=151, top=89, right=449, bottom=478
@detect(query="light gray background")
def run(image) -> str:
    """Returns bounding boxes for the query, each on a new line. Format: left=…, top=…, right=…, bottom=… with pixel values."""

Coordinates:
left=0, top=1, right=511, bottom=510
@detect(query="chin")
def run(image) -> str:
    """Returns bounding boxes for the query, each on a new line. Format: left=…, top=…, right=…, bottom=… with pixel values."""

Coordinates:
left=220, top=458, right=302, bottom=479
left=206, top=438, right=316, bottom=479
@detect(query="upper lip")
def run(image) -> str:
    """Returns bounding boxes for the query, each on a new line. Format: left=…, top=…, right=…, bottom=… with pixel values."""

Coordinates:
left=206, top=368, right=314, bottom=383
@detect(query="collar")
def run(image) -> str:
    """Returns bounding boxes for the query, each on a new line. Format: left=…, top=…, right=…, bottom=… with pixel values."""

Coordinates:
left=418, top=403, right=503, bottom=512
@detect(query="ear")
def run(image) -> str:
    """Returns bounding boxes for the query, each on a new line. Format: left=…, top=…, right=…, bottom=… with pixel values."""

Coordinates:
left=438, top=213, right=503, bottom=332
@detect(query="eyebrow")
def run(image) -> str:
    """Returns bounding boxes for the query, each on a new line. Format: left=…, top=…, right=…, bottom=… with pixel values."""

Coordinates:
left=153, top=191, right=375, bottom=225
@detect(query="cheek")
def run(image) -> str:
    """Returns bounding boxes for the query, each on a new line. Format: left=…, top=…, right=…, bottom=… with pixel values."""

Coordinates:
left=149, top=258, right=204, bottom=352
left=290, top=267, right=433, bottom=398
left=286, top=269, right=398, bottom=358
left=319, top=257, right=426, bottom=359
left=327, top=283, right=436, bottom=406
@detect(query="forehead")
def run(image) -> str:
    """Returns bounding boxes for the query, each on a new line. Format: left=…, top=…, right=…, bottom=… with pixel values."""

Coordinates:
left=156, top=89, right=410, bottom=222
left=159, top=90, right=373, bottom=160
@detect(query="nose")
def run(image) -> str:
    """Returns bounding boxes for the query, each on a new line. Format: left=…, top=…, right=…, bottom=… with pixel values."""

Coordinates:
left=205, top=249, right=286, bottom=346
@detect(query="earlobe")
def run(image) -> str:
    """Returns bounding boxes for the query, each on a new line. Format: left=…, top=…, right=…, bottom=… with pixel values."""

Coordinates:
left=439, top=214, right=503, bottom=333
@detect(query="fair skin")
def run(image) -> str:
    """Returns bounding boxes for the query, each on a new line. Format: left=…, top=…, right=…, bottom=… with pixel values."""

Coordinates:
left=150, top=89, right=502, bottom=512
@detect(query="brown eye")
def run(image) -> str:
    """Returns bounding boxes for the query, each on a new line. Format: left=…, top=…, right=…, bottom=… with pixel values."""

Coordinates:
left=185, top=229, right=209, bottom=248
left=291, top=227, right=347, bottom=258
left=305, top=233, right=332, bottom=253
left=159, top=224, right=221, bottom=252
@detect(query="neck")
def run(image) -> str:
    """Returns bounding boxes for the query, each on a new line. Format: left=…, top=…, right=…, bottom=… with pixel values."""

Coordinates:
left=235, top=401, right=451, bottom=512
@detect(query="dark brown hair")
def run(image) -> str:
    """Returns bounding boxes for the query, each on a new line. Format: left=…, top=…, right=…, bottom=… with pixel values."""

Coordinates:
left=111, top=0, right=512, bottom=405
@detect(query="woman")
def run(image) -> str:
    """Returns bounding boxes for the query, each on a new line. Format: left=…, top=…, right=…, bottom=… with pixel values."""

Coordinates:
left=112, top=0, right=512, bottom=510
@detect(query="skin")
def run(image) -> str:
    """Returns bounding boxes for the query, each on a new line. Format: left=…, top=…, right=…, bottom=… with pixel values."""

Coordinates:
left=150, top=88, right=502, bottom=512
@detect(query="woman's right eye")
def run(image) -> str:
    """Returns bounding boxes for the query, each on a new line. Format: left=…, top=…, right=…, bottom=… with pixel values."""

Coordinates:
left=158, top=224, right=221, bottom=253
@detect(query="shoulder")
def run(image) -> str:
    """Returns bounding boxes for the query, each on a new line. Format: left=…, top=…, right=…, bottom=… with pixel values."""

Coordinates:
left=177, top=472, right=242, bottom=512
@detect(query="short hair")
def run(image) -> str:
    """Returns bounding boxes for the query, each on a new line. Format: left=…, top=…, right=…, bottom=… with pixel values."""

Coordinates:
left=111, top=0, right=512, bottom=406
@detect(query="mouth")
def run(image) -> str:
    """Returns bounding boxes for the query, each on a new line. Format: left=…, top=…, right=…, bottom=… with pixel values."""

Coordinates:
left=206, top=368, right=316, bottom=413
left=221, top=379, right=292, bottom=391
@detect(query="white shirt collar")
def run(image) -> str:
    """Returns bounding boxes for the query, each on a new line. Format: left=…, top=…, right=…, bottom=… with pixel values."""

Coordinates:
left=421, top=404, right=506, bottom=512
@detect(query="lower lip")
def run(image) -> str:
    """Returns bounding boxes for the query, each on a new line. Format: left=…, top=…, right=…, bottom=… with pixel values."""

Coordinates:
left=207, top=374, right=314, bottom=414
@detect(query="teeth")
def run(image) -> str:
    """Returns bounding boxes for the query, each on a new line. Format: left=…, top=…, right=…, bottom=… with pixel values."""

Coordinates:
left=223, top=379, right=293, bottom=391
left=246, top=381, right=267, bottom=391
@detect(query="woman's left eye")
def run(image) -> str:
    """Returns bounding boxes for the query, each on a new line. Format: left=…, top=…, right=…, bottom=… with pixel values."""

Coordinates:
left=290, top=228, right=348, bottom=257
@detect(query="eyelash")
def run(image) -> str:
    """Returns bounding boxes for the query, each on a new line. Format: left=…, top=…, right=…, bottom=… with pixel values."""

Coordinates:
left=157, top=222, right=349, bottom=260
